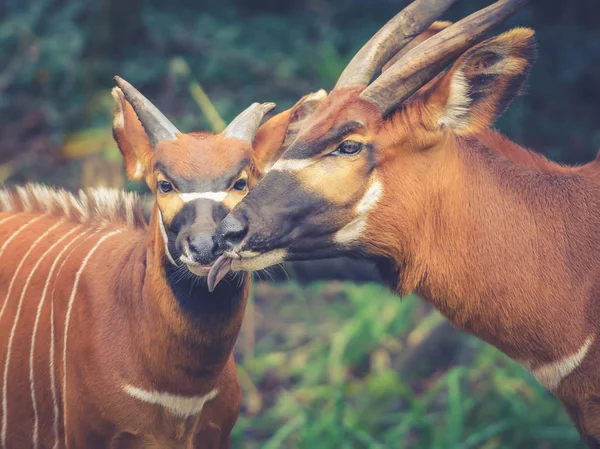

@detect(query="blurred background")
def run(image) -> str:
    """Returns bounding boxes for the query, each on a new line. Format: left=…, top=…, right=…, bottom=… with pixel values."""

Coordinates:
left=1, top=0, right=598, bottom=447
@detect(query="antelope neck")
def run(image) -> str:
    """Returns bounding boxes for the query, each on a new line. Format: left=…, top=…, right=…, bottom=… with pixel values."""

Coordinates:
left=118, top=223, right=248, bottom=389
left=380, top=134, right=598, bottom=372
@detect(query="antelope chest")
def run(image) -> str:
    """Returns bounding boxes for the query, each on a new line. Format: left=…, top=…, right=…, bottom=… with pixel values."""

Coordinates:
left=110, top=387, right=221, bottom=448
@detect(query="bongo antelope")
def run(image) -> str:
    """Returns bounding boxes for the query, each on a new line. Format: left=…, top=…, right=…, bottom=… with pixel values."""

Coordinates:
left=0, top=76, right=323, bottom=448
left=211, top=0, right=600, bottom=446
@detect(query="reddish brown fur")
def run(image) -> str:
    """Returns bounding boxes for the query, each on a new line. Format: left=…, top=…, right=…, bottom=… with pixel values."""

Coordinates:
left=0, top=86, right=323, bottom=448
left=220, top=27, right=600, bottom=447
left=154, top=133, right=252, bottom=181
left=345, top=30, right=600, bottom=446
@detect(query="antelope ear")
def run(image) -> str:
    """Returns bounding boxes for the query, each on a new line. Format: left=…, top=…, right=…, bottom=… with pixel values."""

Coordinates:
left=111, top=87, right=153, bottom=181
left=425, top=28, right=536, bottom=135
left=252, top=89, right=328, bottom=175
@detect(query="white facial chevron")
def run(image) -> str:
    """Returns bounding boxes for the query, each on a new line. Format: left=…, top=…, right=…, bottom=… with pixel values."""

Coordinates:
left=179, top=192, right=227, bottom=203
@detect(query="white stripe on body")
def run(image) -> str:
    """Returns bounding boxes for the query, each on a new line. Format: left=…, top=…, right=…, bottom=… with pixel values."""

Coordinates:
left=123, top=385, right=218, bottom=418
left=0, top=216, right=45, bottom=323
left=49, top=228, right=98, bottom=449
left=61, top=230, right=122, bottom=449
left=49, top=303, right=58, bottom=449
left=29, top=225, right=86, bottom=449
left=1, top=219, right=66, bottom=448
left=0, top=215, right=20, bottom=229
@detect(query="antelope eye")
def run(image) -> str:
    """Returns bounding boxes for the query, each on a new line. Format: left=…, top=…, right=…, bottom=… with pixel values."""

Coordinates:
left=233, top=178, right=248, bottom=191
left=158, top=180, right=173, bottom=193
left=332, top=140, right=363, bottom=156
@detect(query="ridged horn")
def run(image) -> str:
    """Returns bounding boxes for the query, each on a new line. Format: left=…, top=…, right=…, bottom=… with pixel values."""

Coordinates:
left=360, top=0, right=529, bottom=116
left=335, top=0, right=456, bottom=88
left=114, top=76, right=180, bottom=148
left=222, top=102, right=276, bottom=143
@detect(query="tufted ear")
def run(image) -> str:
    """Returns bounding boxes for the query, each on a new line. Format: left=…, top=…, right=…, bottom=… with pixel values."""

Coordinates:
left=424, top=27, right=536, bottom=135
left=252, top=89, right=328, bottom=176
left=111, top=87, right=154, bottom=182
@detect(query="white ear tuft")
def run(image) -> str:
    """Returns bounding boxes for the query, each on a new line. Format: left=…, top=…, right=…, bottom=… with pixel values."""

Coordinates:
left=111, top=87, right=125, bottom=131
left=438, top=69, right=471, bottom=130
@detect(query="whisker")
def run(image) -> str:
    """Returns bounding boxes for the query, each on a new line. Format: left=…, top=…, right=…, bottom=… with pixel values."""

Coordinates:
left=277, top=263, right=290, bottom=282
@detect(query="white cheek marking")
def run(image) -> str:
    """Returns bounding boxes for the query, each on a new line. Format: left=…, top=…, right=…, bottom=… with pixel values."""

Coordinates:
left=179, top=192, right=227, bottom=203
left=334, top=216, right=368, bottom=245
left=231, top=249, right=287, bottom=272
left=356, top=179, right=383, bottom=214
left=334, top=178, right=383, bottom=244
left=158, top=211, right=177, bottom=266
left=521, top=336, right=594, bottom=391
left=124, top=385, right=218, bottom=418
left=269, top=159, right=313, bottom=172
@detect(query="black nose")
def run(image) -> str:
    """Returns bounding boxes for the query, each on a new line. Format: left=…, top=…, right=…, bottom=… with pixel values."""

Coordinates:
left=187, top=233, right=217, bottom=265
left=219, top=214, right=248, bottom=249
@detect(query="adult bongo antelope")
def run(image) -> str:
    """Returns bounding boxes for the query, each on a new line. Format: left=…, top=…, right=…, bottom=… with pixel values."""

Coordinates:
left=0, top=75, right=323, bottom=448
left=210, top=0, right=600, bottom=446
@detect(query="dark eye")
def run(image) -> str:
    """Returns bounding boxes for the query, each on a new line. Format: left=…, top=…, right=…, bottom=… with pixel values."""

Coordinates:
left=332, top=140, right=363, bottom=156
left=158, top=180, right=173, bottom=193
left=233, top=178, right=248, bottom=191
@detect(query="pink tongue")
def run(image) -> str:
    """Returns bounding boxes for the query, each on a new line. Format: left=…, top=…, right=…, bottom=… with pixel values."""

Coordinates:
left=207, top=256, right=232, bottom=292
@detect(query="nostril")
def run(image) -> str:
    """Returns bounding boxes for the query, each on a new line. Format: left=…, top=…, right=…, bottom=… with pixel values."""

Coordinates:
left=220, top=214, right=248, bottom=247
left=187, top=234, right=214, bottom=263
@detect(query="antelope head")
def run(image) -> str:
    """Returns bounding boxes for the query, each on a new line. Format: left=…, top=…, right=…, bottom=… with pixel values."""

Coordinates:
left=111, top=77, right=326, bottom=277
left=210, top=0, right=534, bottom=289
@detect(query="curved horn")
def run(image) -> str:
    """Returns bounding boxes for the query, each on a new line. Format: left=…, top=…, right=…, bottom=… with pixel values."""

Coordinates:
left=381, top=21, right=452, bottom=74
left=222, top=102, right=276, bottom=143
left=335, top=0, right=456, bottom=88
left=114, top=76, right=180, bottom=148
left=360, top=0, right=529, bottom=116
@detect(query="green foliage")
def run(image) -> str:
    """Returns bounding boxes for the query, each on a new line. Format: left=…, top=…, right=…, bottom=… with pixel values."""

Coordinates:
left=232, top=282, right=585, bottom=449
left=0, top=2, right=597, bottom=447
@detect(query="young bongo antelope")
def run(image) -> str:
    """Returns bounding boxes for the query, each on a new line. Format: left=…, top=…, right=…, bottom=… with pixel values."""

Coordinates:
left=212, top=0, right=600, bottom=447
left=0, top=76, right=323, bottom=448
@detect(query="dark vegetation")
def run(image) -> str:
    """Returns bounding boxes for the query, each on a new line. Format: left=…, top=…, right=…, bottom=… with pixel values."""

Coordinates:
left=1, top=0, right=598, bottom=447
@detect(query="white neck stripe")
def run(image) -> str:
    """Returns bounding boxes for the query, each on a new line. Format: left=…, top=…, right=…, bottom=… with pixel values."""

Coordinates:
left=179, top=192, right=227, bottom=202
left=124, top=385, right=218, bottom=418
left=522, top=336, right=594, bottom=391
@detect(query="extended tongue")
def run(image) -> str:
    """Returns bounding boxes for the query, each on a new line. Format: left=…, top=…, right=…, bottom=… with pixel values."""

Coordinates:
left=207, top=255, right=232, bottom=292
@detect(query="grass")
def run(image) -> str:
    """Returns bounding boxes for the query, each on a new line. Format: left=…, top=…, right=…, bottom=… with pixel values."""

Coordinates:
left=231, top=281, right=585, bottom=449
